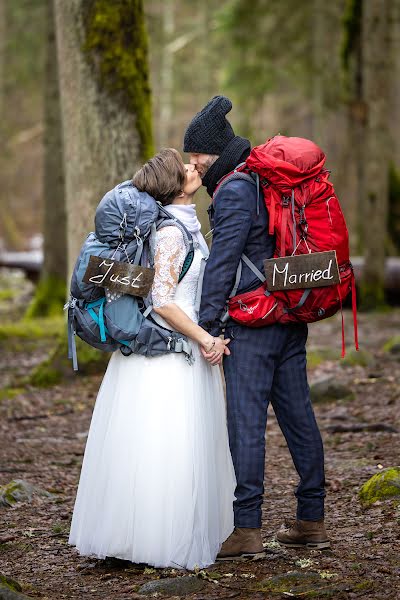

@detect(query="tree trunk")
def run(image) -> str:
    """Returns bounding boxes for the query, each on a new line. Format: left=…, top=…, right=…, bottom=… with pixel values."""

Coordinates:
left=0, top=0, right=4, bottom=122
left=158, top=0, right=175, bottom=149
left=361, top=0, right=391, bottom=308
left=26, top=0, right=67, bottom=318
left=54, top=0, right=153, bottom=278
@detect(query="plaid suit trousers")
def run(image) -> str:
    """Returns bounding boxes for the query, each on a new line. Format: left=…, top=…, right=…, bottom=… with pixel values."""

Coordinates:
left=223, top=321, right=325, bottom=528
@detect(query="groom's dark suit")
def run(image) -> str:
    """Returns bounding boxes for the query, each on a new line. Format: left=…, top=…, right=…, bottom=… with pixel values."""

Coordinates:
left=199, top=176, right=326, bottom=528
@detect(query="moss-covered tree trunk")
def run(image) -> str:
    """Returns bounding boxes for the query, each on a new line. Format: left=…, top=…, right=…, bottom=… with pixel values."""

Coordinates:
left=26, top=0, right=67, bottom=318
left=34, top=0, right=154, bottom=380
left=54, top=0, right=153, bottom=278
left=360, top=0, right=390, bottom=308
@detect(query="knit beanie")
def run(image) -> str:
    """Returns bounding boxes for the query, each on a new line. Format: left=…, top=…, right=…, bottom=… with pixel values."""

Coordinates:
left=183, top=95, right=236, bottom=155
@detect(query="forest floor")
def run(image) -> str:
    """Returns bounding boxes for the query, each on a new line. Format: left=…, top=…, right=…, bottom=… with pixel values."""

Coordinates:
left=0, top=269, right=399, bottom=600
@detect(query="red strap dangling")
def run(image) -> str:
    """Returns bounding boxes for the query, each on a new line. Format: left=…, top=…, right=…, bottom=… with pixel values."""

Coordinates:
left=351, top=273, right=359, bottom=351
left=337, top=284, right=346, bottom=358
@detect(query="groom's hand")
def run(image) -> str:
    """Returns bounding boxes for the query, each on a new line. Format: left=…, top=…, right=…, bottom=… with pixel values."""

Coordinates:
left=201, top=338, right=231, bottom=365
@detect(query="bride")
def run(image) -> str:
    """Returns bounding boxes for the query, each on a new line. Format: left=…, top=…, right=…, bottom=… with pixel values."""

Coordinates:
left=68, top=148, right=236, bottom=570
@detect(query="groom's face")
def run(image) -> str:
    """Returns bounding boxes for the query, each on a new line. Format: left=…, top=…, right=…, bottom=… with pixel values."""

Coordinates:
left=189, top=153, right=219, bottom=179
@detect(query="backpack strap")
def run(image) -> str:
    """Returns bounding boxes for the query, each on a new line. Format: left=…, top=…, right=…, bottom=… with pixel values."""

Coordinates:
left=213, top=168, right=260, bottom=214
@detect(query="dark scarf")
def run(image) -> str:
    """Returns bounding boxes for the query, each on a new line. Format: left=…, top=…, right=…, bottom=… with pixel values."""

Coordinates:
left=202, top=136, right=251, bottom=197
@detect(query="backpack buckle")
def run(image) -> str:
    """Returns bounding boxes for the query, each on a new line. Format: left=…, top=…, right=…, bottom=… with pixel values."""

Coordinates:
left=282, top=196, right=290, bottom=207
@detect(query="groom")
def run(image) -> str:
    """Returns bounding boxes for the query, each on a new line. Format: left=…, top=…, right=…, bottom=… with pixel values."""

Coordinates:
left=183, top=96, right=329, bottom=558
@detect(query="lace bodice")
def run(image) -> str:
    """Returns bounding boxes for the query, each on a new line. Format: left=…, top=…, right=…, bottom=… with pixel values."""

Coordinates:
left=151, top=226, right=206, bottom=324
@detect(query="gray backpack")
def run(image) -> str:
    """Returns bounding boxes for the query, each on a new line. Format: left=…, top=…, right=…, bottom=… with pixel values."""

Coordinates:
left=64, top=180, right=197, bottom=371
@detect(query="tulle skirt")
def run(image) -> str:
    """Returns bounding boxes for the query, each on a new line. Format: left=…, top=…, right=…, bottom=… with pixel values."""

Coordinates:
left=68, top=343, right=236, bottom=570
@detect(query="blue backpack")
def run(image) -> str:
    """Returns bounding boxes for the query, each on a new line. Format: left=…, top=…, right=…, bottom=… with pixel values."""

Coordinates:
left=64, top=181, right=196, bottom=371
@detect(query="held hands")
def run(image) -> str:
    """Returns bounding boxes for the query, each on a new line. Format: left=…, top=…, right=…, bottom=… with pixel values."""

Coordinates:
left=200, top=335, right=231, bottom=366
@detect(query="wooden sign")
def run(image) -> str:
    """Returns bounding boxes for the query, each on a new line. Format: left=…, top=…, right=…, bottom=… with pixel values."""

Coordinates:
left=82, top=255, right=155, bottom=297
left=264, top=250, right=340, bottom=291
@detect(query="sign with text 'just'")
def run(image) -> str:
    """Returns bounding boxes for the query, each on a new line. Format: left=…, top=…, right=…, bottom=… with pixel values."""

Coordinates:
left=264, top=251, right=340, bottom=291
left=83, top=255, right=155, bottom=297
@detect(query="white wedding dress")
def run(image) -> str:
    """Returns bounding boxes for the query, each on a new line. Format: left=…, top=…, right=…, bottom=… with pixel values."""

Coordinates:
left=68, top=220, right=236, bottom=570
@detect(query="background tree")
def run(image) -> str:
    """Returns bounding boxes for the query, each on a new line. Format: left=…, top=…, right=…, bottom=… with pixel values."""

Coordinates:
left=360, top=0, right=391, bottom=307
left=54, top=0, right=153, bottom=277
left=25, top=0, right=66, bottom=318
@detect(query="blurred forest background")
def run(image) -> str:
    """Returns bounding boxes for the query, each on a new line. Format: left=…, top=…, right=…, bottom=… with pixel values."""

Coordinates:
left=0, top=0, right=399, bottom=316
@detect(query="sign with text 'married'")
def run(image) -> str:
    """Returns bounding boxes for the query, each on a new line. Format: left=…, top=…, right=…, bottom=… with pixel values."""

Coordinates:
left=264, top=251, right=340, bottom=292
left=82, top=255, right=155, bottom=297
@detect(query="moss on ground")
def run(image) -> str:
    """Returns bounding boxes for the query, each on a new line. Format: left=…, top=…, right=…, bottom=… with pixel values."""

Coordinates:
left=0, top=387, right=25, bottom=403
left=359, top=467, right=400, bottom=506
left=307, top=348, right=341, bottom=368
left=24, top=275, right=66, bottom=319
left=340, top=348, right=373, bottom=367
left=0, top=317, right=64, bottom=341
left=29, top=333, right=110, bottom=387
left=382, top=335, right=400, bottom=355
left=82, top=0, right=153, bottom=161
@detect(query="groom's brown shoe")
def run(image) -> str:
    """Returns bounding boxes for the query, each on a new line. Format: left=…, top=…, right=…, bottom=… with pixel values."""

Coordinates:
left=276, top=519, right=330, bottom=549
left=217, top=527, right=265, bottom=561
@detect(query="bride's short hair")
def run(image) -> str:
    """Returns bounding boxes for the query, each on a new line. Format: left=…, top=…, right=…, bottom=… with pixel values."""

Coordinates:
left=132, top=148, right=186, bottom=206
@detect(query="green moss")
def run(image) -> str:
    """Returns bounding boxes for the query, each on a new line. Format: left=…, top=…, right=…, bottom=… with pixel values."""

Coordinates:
left=257, top=571, right=340, bottom=597
left=0, top=387, right=24, bottom=403
left=382, top=335, right=400, bottom=354
left=24, top=275, right=66, bottom=319
left=29, top=331, right=110, bottom=387
left=0, top=289, right=18, bottom=301
left=359, top=467, right=400, bottom=506
left=358, top=280, right=387, bottom=312
left=389, top=163, right=400, bottom=254
left=307, top=348, right=341, bottom=368
left=341, top=0, right=362, bottom=71
left=83, top=0, right=153, bottom=161
left=0, top=317, right=64, bottom=341
left=0, top=573, right=22, bottom=593
left=340, top=348, right=373, bottom=367
left=354, top=580, right=375, bottom=591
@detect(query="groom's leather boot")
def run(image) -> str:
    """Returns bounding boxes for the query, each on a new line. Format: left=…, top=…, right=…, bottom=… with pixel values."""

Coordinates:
left=276, top=519, right=330, bottom=549
left=217, top=527, right=265, bottom=561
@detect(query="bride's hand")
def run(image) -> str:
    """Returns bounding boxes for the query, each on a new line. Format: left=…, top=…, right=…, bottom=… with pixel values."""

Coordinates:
left=201, top=337, right=231, bottom=365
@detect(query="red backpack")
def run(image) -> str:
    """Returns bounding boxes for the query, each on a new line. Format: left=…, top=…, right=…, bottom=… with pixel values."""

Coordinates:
left=214, top=135, right=358, bottom=357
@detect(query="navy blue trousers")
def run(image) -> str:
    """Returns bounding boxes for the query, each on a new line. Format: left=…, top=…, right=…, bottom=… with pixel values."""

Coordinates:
left=223, top=322, right=325, bottom=528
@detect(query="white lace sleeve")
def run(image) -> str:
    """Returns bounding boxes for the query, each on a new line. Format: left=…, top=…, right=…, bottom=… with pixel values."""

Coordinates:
left=151, top=226, right=186, bottom=308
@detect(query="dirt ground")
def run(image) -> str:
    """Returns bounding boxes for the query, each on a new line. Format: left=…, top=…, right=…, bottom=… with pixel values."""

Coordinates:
left=0, top=273, right=399, bottom=599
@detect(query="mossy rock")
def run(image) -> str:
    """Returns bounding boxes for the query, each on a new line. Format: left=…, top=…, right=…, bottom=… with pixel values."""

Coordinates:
left=257, top=571, right=344, bottom=597
left=0, top=575, right=22, bottom=593
left=0, top=480, right=52, bottom=508
left=340, top=349, right=373, bottom=367
left=382, top=336, right=400, bottom=356
left=138, top=576, right=205, bottom=596
left=0, top=586, right=34, bottom=599
left=310, top=376, right=355, bottom=404
left=359, top=467, right=400, bottom=506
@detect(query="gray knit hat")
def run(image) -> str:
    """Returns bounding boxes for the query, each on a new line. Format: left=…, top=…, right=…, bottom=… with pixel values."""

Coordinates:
left=183, top=95, right=236, bottom=154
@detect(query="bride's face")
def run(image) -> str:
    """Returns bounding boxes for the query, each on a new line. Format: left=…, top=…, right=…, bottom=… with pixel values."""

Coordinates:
left=183, top=163, right=202, bottom=196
